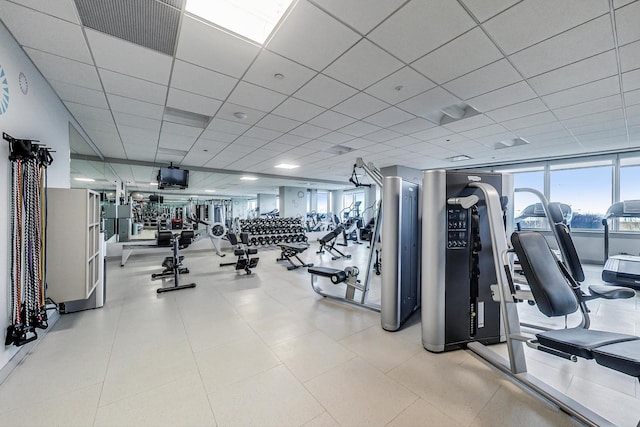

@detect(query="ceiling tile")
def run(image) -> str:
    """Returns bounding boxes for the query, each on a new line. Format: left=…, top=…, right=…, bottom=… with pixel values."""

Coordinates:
left=410, top=126, right=453, bottom=142
left=368, top=0, right=475, bottom=63
left=199, top=129, right=238, bottom=143
left=553, top=95, right=623, bottom=120
left=166, top=87, right=222, bottom=117
left=323, top=39, right=403, bottom=90
left=623, top=68, right=640, bottom=92
left=158, top=131, right=197, bottom=150
left=339, top=121, right=381, bottom=137
left=255, top=114, right=302, bottom=133
left=99, top=68, right=168, bottom=105
left=615, top=1, right=640, bottom=45
left=243, top=127, right=283, bottom=142
left=118, top=125, right=160, bottom=145
left=275, top=134, right=312, bottom=146
left=309, top=0, right=404, bottom=34
left=170, top=60, right=238, bottom=101
left=215, top=102, right=267, bottom=126
left=388, top=118, right=436, bottom=135
left=23, top=48, right=101, bottom=90
left=397, top=87, right=461, bottom=117
left=485, top=98, right=548, bottom=122
left=411, top=27, right=503, bottom=85
left=242, top=50, right=316, bottom=95
left=0, top=2, right=92, bottom=63
left=316, top=132, right=353, bottom=144
left=542, top=76, right=621, bottom=109
left=176, top=15, right=259, bottom=78
left=293, top=74, right=358, bottom=108
left=562, top=108, right=625, bottom=129
left=226, top=81, right=287, bottom=113
left=386, top=135, right=420, bottom=148
left=266, top=1, right=360, bottom=71
left=460, top=0, right=520, bottom=23
left=483, top=0, right=609, bottom=55
left=289, top=123, right=331, bottom=139
left=272, top=97, right=324, bottom=122
left=508, top=15, right=614, bottom=78
left=442, top=114, right=495, bottom=133
left=461, top=123, right=508, bottom=140
left=467, top=81, right=537, bottom=112
left=107, top=94, right=164, bottom=120
left=500, top=111, right=558, bottom=131
left=364, top=129, right=403, bottom=143
left=513, top=121, right=566, bottom=138
left=49, top=79, right=108, bottom=109
left=619, top=40, right=640, bottom=73
left=15, top=0, right=80, bottom=23
left=363, top=106, right=414, bottom=127
left=626, top=88, right=640, bottom=106
left=528, top=50, right=618, bottom=96
left=364, top=66, right=436, bottom=104
left=308, top=110, right=356, bottom=130
left=65, top=101, right=112, bottom=122
left=85, top=29, right=172, bottom=84
left=443, top=59, right=522, bottom=100
left=113, top=112, right=161, bottom=131
left=74, top=116, right=118, bottom=134
left=333, top=92, right=389, bottom=119
left=207, top=117, right=251, bottom=135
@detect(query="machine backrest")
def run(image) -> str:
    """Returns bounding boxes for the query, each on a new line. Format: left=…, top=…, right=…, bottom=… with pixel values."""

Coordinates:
left=179, top=229, right=195, bottom=247
left=511, top=231, right=579, bottom=317
left=548, top=202, right=585, bottom=283
left=227, top=232, right=239, bottom=246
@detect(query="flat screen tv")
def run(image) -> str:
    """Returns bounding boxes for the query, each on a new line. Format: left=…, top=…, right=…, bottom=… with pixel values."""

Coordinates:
left=157, top=167, right=189, bottom=189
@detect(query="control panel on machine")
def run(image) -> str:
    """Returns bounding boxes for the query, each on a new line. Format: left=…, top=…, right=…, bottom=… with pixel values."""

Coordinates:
left=447, top=207, right=469, bottom=249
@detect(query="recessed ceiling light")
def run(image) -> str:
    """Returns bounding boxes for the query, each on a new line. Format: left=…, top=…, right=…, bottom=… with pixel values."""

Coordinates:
left=150, top=182, right=158, bottom=186
left=274, top=73, right=285, bottom=80
left=241, top=176, right=258, bottom=181
left=448, top=155, right=471, bottom=162
left=185, top=0, right=295, bottom=44
left=74, top=177, right=95, bottom=182
left=275, top=163, right=299, bottom=169
left=234, top=112, right=248, bottom=119
left=205, top=189, right=216, bottom=193
left=190, top=195, right=198, bottom=198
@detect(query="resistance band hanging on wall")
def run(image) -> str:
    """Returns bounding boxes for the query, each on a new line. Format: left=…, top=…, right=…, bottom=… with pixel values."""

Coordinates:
left=3, top=132, right=53, bottom=347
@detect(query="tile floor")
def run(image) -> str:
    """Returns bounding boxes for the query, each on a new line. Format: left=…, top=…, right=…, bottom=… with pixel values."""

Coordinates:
left=0, top=235, right=638, bottom=426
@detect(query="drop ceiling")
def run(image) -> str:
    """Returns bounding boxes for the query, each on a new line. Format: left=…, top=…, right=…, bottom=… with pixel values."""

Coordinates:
left=1, top=0, right=640, bottom=196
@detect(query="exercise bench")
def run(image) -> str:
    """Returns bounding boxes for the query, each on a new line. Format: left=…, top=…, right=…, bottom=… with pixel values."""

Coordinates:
left=220, top=232, right=259, bottom=274
left=277, top=243, right=314, bottom=270
left=317, top=225, right=351, bottom=260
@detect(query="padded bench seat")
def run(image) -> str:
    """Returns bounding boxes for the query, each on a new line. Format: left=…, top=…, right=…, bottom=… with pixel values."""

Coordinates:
left=593, top=340, right=640, bottom=378
left=279, top=243, right=309, bottom=253
left=537, top=328, right=639, bottom=359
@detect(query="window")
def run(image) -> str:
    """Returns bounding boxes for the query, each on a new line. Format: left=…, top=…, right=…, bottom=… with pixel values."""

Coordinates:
left=317, top=191, right=328, bottom=214
left=513, top=170, right=546, bottom=230
left=550, top=162, right=612, bottom=230
left=619, top=163, right=640, bottom=231
left=342, top=191, right=365, bottom=219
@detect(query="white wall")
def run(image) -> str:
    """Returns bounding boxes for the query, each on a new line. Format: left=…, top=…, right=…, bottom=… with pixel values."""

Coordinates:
left=0, top=21, right=86, bottom=370
left=278, top=186, right=307, bottom=218
left=257, top=193, right=277, bottom=215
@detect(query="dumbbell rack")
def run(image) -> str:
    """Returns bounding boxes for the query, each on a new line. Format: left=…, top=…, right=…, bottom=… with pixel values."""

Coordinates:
left=239, top=217, right=308, bottom=246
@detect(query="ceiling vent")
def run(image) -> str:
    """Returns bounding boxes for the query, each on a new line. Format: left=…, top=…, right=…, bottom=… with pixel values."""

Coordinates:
left=164, top=107, right=211, bottom=129
left=325, top=145, right=353, bottom=155
left=447, top=155, right=471, bottom=162
left=495, top=137, right=529, bottom=150
left=423, top=102, right=481, bottom=126
left=157, top=147, right=188, bottom=157
left=74, top=0, right=182, bottom=55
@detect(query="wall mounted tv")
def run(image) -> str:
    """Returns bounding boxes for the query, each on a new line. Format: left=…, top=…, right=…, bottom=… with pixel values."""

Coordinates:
left=157, top=166, right=189, bottom=189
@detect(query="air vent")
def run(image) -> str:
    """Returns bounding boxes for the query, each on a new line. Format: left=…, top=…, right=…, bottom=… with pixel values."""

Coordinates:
left=495, top=137, right=529, bottom=150
left=447, top=155, right=471, bottom=162
left=157, top=147, right=188, bottom=156
left=74, top=0, right=181, bottom=55
left=164, top=107, right=211, bottom=128
left=326, top=145, right=353, bottom=155
left=423, top=103, right=481, bottom=125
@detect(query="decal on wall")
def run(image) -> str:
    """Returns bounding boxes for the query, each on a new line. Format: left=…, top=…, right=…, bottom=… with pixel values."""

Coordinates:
left=19, top=72, right=28, bottom=95
left=0, top=65, right=8, bottom=115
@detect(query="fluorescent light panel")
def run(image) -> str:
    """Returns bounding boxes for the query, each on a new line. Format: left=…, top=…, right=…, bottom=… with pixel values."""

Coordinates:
left=74, top=177, right=95, bottom=182
left=185, top=0, right=294, bottom=44
left=448, top=155, right=471, bottom=162
left=241, top=176, right=258, bottom=181
left=275, top=163, right=299, bottom=169
left=205, top=189, right=216, bottom=193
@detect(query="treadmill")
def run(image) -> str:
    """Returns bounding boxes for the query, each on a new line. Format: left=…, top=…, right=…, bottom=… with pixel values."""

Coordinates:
left=602, top=200, right=640, bottom=287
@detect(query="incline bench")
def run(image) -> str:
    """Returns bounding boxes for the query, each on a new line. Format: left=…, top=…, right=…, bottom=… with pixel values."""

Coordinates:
left=277, top=242, right=313, bottom=270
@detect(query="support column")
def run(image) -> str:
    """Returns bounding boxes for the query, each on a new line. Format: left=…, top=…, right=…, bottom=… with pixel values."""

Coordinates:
left=279, top=186, right=307, bottom=218
left=331, top=190, right=343, bottom=220
left=257, top=193, right=277, bottom=215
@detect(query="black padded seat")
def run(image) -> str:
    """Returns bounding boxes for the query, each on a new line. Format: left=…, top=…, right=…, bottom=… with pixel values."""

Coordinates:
left=247, top=248, right=258, bottom=255
left=593, top=340, right=640, bottom=378
left=234, top=249, right=245, bottom=256
left=280, top=243, right=308, bottom=252
left=308, top=266, right=347, bottom=284
left=589, top=284, right=636, bottom=299
left=537, top=328, right=638, bottom=359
